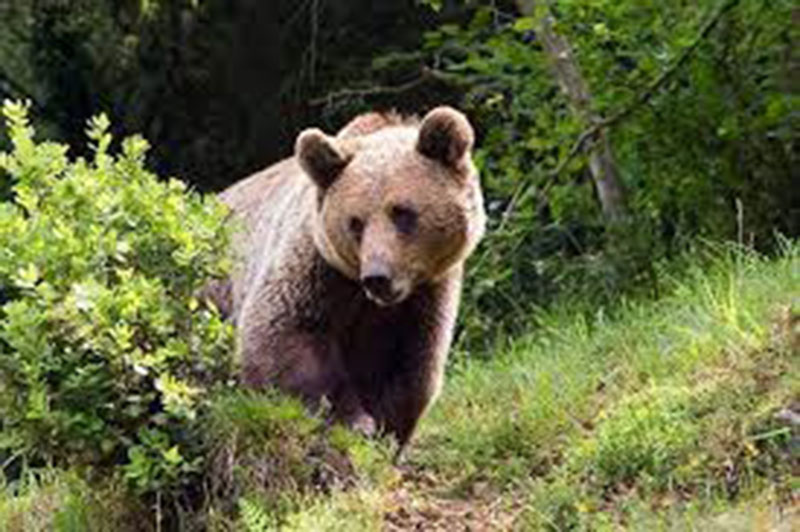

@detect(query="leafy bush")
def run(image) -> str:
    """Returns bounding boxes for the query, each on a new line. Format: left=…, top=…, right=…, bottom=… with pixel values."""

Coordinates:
left=0, top=100, right=234, bottom=495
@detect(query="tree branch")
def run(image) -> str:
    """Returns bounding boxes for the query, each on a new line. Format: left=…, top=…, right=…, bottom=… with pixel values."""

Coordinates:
left=496, top=0, right=740, bottom=227
left=308, top=67, right=455, bottom=107
left=550, top=0, right=740, bottom=178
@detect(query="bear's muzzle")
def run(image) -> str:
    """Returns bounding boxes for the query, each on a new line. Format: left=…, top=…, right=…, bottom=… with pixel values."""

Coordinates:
left=360, top=260, right=409, bottom=306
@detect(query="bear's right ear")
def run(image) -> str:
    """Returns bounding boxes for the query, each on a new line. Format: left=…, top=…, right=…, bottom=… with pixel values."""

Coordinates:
left=296, top=128, right=351, bottom=189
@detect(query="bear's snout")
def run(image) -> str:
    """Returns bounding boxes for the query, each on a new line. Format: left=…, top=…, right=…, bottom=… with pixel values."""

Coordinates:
left=362, top=273, right=393, bottom=298
left=361, top=261, right=406, bottom=306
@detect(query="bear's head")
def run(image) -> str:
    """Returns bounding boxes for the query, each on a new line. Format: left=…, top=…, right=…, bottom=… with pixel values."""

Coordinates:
left=296, top=106, right=486, bottom=306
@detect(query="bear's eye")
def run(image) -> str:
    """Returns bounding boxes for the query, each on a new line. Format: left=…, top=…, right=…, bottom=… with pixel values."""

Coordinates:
left=348, top=217, right=365, bottom=240
left=390, top=205, right=418, bottom=235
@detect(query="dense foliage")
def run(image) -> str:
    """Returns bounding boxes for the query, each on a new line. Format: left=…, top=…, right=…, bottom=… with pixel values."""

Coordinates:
left=0, top=101, right=233, bottom=495
left=404, top=0, right=798, bottom=351
left=0, top=0, right=442, bottom=191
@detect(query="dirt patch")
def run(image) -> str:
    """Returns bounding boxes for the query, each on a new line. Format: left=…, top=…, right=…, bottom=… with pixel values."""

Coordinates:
left=382, top=468, right=523, bottom=531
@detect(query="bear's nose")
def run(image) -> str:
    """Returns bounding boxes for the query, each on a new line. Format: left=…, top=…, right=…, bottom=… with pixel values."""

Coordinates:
left=361, top=274, right=394, bottom=302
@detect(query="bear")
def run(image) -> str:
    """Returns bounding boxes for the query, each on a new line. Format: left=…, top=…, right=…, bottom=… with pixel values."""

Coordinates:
left=212, top=106, right=486, bottom=454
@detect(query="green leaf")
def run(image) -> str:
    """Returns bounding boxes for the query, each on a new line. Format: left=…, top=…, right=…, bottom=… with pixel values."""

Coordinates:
left=513, top=17, right=536, bottom=33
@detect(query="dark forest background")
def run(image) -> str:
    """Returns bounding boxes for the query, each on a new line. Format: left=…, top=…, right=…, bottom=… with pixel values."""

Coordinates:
left=1, top=0, right=797, bottom=351
left=0, top=0, right=455, bottom=190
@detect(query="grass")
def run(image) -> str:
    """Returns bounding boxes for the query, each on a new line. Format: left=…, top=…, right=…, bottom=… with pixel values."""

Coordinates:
left=201, top=391, right=391, bottom=531
left=0, top=469, right=142, bottom=532
left=0, top=241, right=797, bottom=530
left=408, top=241, right=798, bottom=528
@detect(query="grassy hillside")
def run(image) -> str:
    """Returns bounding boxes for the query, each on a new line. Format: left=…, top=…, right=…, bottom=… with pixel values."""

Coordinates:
left=404, top=240, right=798, bottom=530
left=1, top=242, right=797, bottom=531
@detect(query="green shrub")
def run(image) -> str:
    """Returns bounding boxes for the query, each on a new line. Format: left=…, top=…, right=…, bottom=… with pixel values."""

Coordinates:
left=0, top=100, right=235, bottom=495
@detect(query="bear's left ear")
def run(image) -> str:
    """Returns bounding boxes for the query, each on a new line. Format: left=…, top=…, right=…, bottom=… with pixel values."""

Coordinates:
left=416, top=106, right=475, bottom=168
left=296, top=128, right=352, bottom=189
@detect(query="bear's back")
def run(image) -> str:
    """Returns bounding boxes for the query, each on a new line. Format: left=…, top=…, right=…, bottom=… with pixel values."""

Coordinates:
left=219, top=157, right=303, bottom=229
left=212, top=156, right=315, bottom=321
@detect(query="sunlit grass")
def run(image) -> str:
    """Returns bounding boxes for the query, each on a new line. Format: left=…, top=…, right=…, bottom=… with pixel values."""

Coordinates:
left=0, top=469, right=139, bottom=532
left=411, top=241, right=798, bottom=528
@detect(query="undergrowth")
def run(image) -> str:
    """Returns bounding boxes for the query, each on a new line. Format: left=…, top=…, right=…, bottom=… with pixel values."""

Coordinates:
left=1, top=240, right=794, bottom=531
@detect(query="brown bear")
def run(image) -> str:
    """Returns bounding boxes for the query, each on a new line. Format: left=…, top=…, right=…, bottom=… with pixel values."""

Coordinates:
left=212, top=106, right=486, bottom=453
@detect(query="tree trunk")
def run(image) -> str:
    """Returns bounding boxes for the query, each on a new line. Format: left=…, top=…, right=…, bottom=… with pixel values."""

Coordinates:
left=516, top=1, right=627, bottom=220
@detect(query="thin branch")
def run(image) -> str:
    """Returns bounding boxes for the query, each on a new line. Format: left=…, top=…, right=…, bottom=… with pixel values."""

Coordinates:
left=550, top=0, right=740, bottom=178
left=280, top=0, right=315, bottom=39
left=608, top=0, right=739, bottom=127
left=309, top=0, right=319, bottom=87
left=548, top=125, right=599, bottom=179
left=498, top=0, right=740, bottom=226
left=308, top=67, right=455, bottom=107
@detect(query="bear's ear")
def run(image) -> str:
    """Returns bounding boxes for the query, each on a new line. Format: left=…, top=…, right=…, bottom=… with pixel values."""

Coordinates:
left=416, top=107, right=474, bottom=168
left=296, top=128, right=352, bottom=189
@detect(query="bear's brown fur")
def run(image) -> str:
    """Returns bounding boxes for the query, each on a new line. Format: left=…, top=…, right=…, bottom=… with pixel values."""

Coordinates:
left=213, top=106, right=486, bottom=452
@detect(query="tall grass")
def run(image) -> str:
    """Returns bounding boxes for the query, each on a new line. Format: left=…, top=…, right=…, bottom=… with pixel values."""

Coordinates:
left=410, top=241, right=798, bottom=528
left=0, top=469, right=141, bottom=532
left=415, top=242, right=797, bottom=472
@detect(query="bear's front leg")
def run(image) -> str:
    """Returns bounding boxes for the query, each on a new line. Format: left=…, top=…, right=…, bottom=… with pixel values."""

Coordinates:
left=240, top=326, right=375, bottom=435
left=373, top=277, right=460, bottom=459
